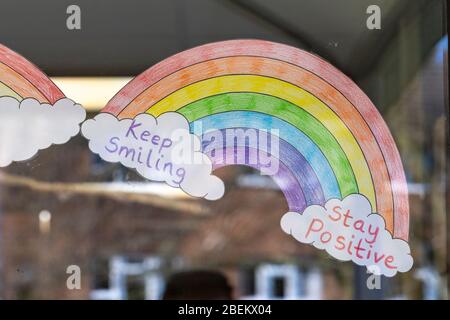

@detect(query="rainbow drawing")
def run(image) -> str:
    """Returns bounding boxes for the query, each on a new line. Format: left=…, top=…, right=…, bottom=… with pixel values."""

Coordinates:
left=102, top=39, right=409, bottom=241
left=0, top=44, right=64, bottom=103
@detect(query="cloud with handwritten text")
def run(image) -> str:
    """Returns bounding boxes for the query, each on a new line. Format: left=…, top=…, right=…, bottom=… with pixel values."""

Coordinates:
left=81, top=112, right=224, bottom=200
left=281, top=194, right=413, bottom=277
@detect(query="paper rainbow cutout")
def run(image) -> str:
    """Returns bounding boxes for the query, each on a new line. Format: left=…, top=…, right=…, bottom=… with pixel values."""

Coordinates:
left=102, top=40, right=409, bottom=241
left=0, top=44, right=64, bottom=103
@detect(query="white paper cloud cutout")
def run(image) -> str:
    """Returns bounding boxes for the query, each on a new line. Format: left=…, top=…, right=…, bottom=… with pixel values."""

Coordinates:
left=81, top=112, right=225, bottom=200
left=280, top=194, right=413, bottom=277
left=0, top=97, right=86, bottom=167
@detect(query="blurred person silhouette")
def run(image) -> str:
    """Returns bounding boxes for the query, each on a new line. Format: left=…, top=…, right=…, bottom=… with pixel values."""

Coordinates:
left=163, top=270, right=233, bottom=300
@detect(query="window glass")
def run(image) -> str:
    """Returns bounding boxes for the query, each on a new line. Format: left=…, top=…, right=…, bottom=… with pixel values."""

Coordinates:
left=0, top=0, right=447, bottom=300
